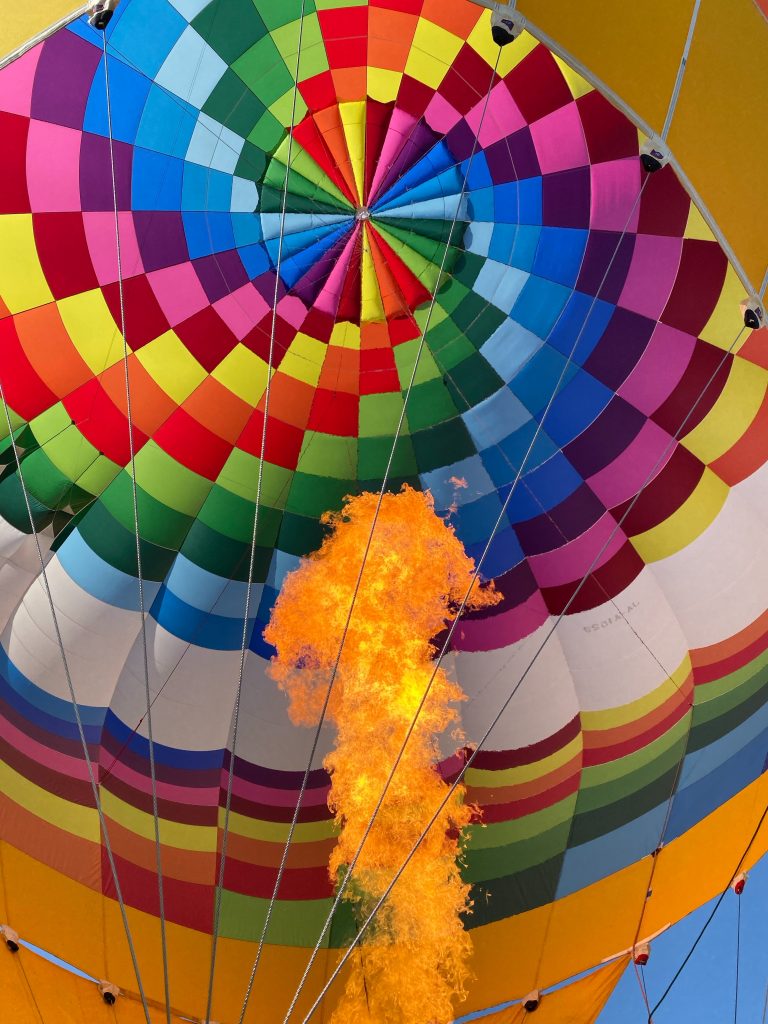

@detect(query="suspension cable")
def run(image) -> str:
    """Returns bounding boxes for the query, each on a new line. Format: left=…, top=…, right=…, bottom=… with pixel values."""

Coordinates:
left=648, top=799, right=767, bottom=1022
left=661, top=0, right=701, bottom=141
left=0, top=387, right=152, bottom=1024
left=235, top=45, right=503, bottom=1024
left=298, top=316, right=746, bottom=1023
left=102, top=32, right=171, bottom=1023
left=203, top=4, right=309, bottom=1021
left=734, top=891, right=741, bottom=1024
left=282, top=157, right=651, bottom=1024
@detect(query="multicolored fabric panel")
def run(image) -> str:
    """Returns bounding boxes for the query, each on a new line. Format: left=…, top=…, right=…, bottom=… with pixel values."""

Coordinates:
left=1, top=0, right=768, bottom=1018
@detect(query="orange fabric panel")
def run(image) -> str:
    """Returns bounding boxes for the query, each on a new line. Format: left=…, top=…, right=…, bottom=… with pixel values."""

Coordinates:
left=480, top=956, right=628, bottom=1023
left=0, top=943, right=185, bottom=1024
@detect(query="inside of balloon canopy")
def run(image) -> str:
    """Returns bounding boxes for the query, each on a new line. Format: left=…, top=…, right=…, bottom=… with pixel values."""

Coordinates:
left=1, top=0, right=768, bottom=1021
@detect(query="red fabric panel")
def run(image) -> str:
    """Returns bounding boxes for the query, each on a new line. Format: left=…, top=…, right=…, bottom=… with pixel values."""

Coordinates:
left=154, top=408, right=232, bottom=480
left=64, top=377, right=149, bottom=465
left=307, top=388, right=359, bottom=436
left=505, top=46, right=572, bottom=123
left=102, top=274, right=170, bottom=350
left=33, top=213, right=98, bottom=299
left=0, top=112, right=30, bottom=213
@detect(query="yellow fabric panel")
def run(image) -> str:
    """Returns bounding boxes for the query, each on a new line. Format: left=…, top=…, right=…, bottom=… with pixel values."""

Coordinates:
left=481, top=956, right=628, bottom=1023
left=0, top=217, right=54, bottom=313
left=136, top=331, right=207, bottom=405
left=517, top=0, right=768, bottom=291
left=0, top=2, right=82, bottom=64
left=683, top=357, right=768, bottom=464
left=211, top=343, right=270, bottom=406
left=630, top=467, right=728, bottom=563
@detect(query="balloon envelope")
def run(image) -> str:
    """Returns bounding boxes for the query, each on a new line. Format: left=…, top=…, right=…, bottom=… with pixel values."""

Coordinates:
left=0, top=0, right=767, bottom=1020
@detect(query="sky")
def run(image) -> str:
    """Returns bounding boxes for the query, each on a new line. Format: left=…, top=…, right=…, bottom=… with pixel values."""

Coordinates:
left=598, top=852, right=768, bottom=1023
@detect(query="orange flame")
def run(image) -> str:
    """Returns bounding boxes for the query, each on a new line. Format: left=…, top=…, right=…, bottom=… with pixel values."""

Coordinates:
left=265, top=487, right=500, bottom=1023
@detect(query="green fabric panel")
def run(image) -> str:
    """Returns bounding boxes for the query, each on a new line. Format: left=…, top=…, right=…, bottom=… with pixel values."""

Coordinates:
left=285, top=471, right=358, bottom=518
left=411, top=418, right=475, bottom=472
left=463, top=818, right=574, bottom=882
left=436, top=276, right=471, bottom=314
left=275, top=509, right=327, bottom=556
left=202, top=70, right=267, bottom=138
left=431, top=332, right=476, bottom=373
left=234, top=35, right=294, bottom=107
left=467, top=853, right=567, bottom=925
left=297, top=433, right=357, bottom=479
left=255, top=0, right=318, bottom=30
left=198, top=489, right=282, bottom=552
left=260, top=184, right=347, bottom=215
left=576, top=727, right=688, bottom=816
left=248, top=110, right=286, bottom=151
left=234, top=140, right=267, bottom=182
left=12, top=447, right=73, bottom=509
left=195, top=484, right=257, bottom=544
left=568, top=764, right=681, bottom=847
left=219, top=889, right=354, bottom=948
left=266, top=141, right=351, bottom=209
left=444, top=352, right=504, bottom=408
left=357, top=434, right=417, bottom=480
left=270, top=14, right=327, bottom=80
left=0, top=468, right=52, bottom=531
left=452, top=251, right=485, bottom=288
left=180, top=518, right=269, bottom=581
left=219, top=450, right=293, bottom=508
left=192, top=0, right=267, bottom=64
left=99, top=468, right=197, bottom=546
left=405, top=379, right=459, bottom=430
left=134, top=441, right=213, bottom=517
left=78, top=500, right=174, bottom=580
left=358, top=392, right=407, bottom=438
left=393, top=338, right=443, bottom=387
left=689, top=668, right=768, bottom=753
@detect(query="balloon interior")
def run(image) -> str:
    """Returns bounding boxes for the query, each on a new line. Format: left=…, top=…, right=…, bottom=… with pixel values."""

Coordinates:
left=0, top=0, right=767, bottom=1022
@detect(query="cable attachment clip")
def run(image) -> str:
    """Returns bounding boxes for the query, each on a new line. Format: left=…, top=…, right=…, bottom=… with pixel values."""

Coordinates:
left=732, top=871, right=748, bottom=896
left=490, top=3, right=526, bottom=46
left=522, top=989, right=540, bottom=1012
left=633, top=941, right=651, bottom=966
left=741, top=297, right=764, bottom=330
left=88, top=0, right=119, bottom=30
left=97, top=980, right=121, bottom=1005
left=0, top=925, right=20, bottom=953
left=640, top=136, right=670, bottom=174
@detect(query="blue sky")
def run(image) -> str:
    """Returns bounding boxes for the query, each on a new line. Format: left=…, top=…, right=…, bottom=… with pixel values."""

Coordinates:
left=599, top=853, right=768, bottom=1023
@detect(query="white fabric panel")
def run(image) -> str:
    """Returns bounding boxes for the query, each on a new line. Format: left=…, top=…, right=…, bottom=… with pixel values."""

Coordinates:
left=0, top=522, right=50, bottom=628
left=557, top=569, right=689, bottom=711
left=2, top=554, right=139, bottom=705
left=650, top=484, right=768, bottom=650
left=453, top=624, right=579, bottom=750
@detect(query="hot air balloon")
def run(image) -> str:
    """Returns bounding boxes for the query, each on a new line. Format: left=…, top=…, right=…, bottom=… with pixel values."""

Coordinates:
left=0, top=0, right=767, bottom=1022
